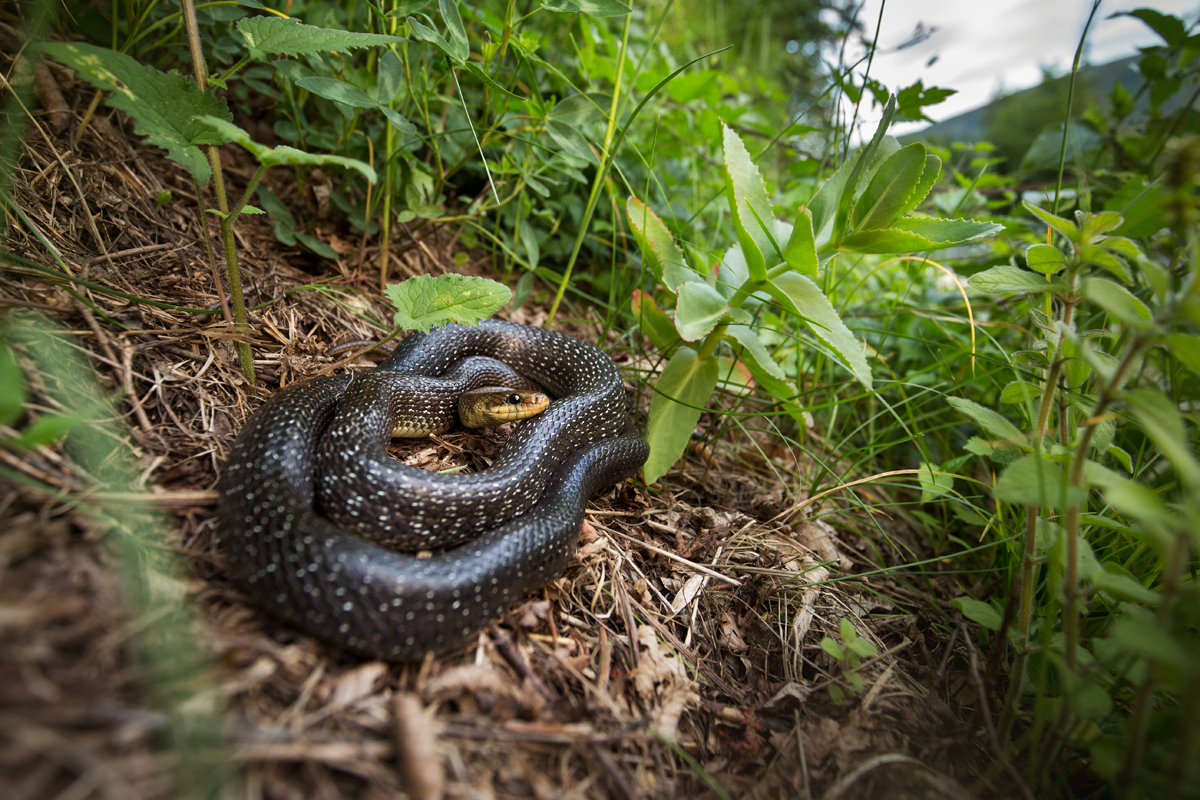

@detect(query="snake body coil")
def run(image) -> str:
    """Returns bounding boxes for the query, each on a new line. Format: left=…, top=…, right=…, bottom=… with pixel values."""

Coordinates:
left=216, top=320, right=646, bottom=659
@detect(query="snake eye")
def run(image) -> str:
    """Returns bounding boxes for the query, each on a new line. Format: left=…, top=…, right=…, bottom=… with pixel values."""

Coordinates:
left=506, top=393, right=522, bottom=405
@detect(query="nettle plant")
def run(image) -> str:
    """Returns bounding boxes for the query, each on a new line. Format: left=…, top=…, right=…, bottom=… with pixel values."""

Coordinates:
left=626, top=98, right=1001, bottom=483
left=954, top=198, right=1200, bottom=782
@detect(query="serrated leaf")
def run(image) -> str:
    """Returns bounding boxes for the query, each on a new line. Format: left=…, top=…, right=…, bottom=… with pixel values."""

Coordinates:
left=384, top=274, right=510, bottom=333
left=626, top=198, right=695, bottom=290
left=296, top=77, right=378, bottom=108
left=946, top=396, right=1024, bottom=441
left=767, top=272, right=872, bottom=389
left=541, top=0, right=631, bottom=16
left=38, top=42, right=232, bottom=184
left=194, top=116, right=377, bottom=183
left=644, top=348, right=719, bottom=483
left=839, top=216, right=1003, bottom=254
left=807, top=149, right=863, bottom=243
left=723, top=124, right=776, bottom=281
left=631, top=290, right=680, bottom=353
left=851, top=142, right=927, bottom=231
left=833, top=97, right=897, bottom=245
left=237, top=17, right=406, bottom=58
left=969, top=265, right=1063, bottom=294
left=675, top=282, right=747, bottom=341
left=1026, top=243, right=1067, bottom=275
left=783, top=206, right=818, bottom=278
left=994, top=455, right=1086, bottom=509
left=1082, top=278, right=1155, bottom=330
left=1024, top=200, right=1080, bottom=243
left=723, top=325, right=785, bottom=380
left=896, top=153, right=942, bottom=217
left=952, top=597, right=1002, bottom=630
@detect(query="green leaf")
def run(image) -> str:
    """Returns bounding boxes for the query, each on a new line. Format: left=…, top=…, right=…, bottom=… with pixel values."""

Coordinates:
left=1079, top=242, right=1133, bottom=283
left=767, top=272, right=872, bottom=389
left=1107, top=618, right=1191, bottom=670
left=952, top=597, right=1002, bottom=631
left=1000, top=380, right=1039, bottom=404
left=631, top=290, right=680, bottom=353
left=964, top=437, right=993, bottom=457
left=722, top=124, right=776, bottom=281
left=969, top=265, right=1063, bottom=294
left=807, top=149, right=862, bottom=243
left=237, top=17, right=406, bottom=59
left=993, top=455, right=1086, bottom=509
left=1125, top=388, right=1200, bottom=492
left=1082, top=278, right=1155, bottom=330
left=820, top=637, right=847, bottom=660
left=946, top=396, right=1024, bottom=442
left=38, top=42, right=232, bottom=184
left=194, top=116, right=377, bottom=184
left=783, top=206, right=818, bottom=278
left=895, top=153, right=942, bottom=218
left=541, top=0, right=631, bottom=16
left=675, top=282, right=740, bottom=342
left=0, top=342, right=26, bottom=427
left=832, top=96, right=897, bottom=245
left=256, top=186, right=295, bottom=229
left=918, top=461, right=954, bottom=503
left=1069, top=677, right=1113, bottom=721
left=378, top=50, right=406, bottom=103
left=1025, top=243, right=1068, bottom=275
left=7, top=411, right=94, bottom=449
left=723, top=325, right=785, bottom=381
left=839, top=216, right=1003, bottom=254
left=1079, top=210, right=1124, bottom=241
left=437, top=0, right=470, bottom=63
left=380, top=106, right=418, bottom=135
left=1163, top=333, right=1200, bottom=376
left=851, top=142, right=928, bottom=231
left=1116, top=8, right=1187, bottom=45
left=296, top=77, right=378, bottom=109
left=1024, top=200, right=1080, bottom=243
left=644, top=348, right=719, bottom=484
left=407, top=15, right=464, bottom=63
left=384, top=274, right=511, bottom=333
left=293, top=231, right=338, bottom=260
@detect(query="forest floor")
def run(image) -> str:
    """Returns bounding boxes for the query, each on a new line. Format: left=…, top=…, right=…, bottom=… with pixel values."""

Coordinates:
left=1, top=67, right=995, bottom=800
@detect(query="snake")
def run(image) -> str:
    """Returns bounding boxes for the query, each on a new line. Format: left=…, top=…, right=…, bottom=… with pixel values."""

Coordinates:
left=215, top=320, right=647, bottom=659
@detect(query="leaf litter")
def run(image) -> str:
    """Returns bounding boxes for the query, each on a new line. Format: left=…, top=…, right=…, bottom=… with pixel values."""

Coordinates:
left=0, top=53, right=996, bottom=800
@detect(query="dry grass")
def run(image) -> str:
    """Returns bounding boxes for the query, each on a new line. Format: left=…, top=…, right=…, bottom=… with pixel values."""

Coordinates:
left=0, top=58, right=994, bottom=800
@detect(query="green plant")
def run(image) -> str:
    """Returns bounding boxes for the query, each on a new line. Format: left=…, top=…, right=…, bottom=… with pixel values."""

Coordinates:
left=627, top=97, right=1001, bottom=483
left=820, top=618, right=878, bottom=705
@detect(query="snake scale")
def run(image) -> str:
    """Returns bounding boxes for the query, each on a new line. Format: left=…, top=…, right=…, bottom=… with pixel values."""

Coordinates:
left=216, top=320, right=647, bottom=659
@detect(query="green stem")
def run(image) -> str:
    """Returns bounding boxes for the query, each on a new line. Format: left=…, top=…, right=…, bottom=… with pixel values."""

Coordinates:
left=697, top=324, right=728, bottom=360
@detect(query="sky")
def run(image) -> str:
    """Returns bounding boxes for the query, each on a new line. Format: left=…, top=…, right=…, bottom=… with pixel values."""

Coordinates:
left=834, top=0, right=1200, bottom=137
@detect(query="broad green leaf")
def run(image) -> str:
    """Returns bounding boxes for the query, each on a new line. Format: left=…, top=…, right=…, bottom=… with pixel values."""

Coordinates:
left=723, top=325, right=785, bottom=380
left=1116, top=8, right=1187, bottom=45
left=964, top=437, right=993, bottom=457
left=380, top=106, right=418, bottom=135
left=1126, top=388, right=1200, bottom=491
left=833, top=96, right=897, bottom=245
left=541, top=0, right=632, bottom=16
left=783, top=206, right=819, bottom=278
left=918, top=461, right=954, bottom=502
left=993, top=455, right=1086, bottom=509
left=675, top=282, right=741, bottom=341
left=257, top=186, right=295, bottom=229
left=969, top=265, right=1063, bottom=294
left=407, top=15, right=463, bottom=62
left=820, top=637, right=847, bottom=660
left=293, top=230, right=338, bottom=260
left=1025, top=243, right=1067, bottom=275
left=38, top=42, right=232, bottom=184
left=894, top=153, right=942, bottom=218
left=839, top=216, right=1003, bottom=254
left=807, top=149, right=862, bottom=242
left=195, top=116, right=377, bottom=184
left=723, top=124, right=776, bottom=281
left=626, top=198, right=695, bottom=290
left=437, top=0, right=469, bottom=63
left=237, top=17, right=406, bottom=59
left=951, top=597, right=1002, bottom=631
left=545, top=120, right=599, bottom=165
left=384, top=274, right=510, bottom=333
left=1080, top=242, right=1133, bottom=282
left=378, top=50, right=406, bottom=103
left=1069, top=677, right=1113, bottom=720
left=1163, top=333, right=1200, bottom=376
left=1107, top=618, right=1191, bottom=670
left=0, top=343, right=26, bottom=427
left=1024, top=200, right=1080, bottom=243
left=631, top=291, right=679, bottom=353
left=1000, top=380, right=1039, bottom=404
left=296, top=77, right=378, bottom=109
left=946, top=396, right=1024, bottom=441
left=644, top=348, right=719, bottom=483
left=1082, top=278, right=1155, bottom=330
left=712, top=243, right=756, bottom=299
left=851, top=142, right=928, bottom=231
left=767, top=272, right=872, bottom=389
left=1079, top=210, right=1123, bottom=241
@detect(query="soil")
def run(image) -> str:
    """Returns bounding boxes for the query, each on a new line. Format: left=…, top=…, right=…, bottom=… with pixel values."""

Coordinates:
left=0, top=58, right=998, bottom=800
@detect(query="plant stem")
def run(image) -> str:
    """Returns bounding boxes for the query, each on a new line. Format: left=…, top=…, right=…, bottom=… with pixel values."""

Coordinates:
left=180, top=0, right=254, bottom=385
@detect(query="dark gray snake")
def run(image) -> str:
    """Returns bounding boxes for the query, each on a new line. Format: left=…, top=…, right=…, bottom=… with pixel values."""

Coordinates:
left=215, top=320, right=647, bottom=659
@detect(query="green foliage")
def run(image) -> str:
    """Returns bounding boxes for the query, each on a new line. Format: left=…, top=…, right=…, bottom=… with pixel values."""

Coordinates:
left=820, top=619, right=878, bottom=704
left=385, top=274, right=512, bottom=333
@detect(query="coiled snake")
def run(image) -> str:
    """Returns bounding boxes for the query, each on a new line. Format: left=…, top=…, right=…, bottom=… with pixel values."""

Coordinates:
left=215, top=320, right=647, bottom=659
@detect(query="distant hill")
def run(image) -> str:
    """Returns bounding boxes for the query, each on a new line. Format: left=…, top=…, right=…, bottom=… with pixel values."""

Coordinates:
left=901, top=56, right=1144, bottom=147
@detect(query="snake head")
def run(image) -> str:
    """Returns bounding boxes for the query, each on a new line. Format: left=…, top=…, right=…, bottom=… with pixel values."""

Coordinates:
left=458, top=388, right=550, bottom=428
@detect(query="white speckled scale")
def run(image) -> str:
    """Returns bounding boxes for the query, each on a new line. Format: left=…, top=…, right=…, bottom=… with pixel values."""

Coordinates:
left=215, top=320, right=647, bottom=659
